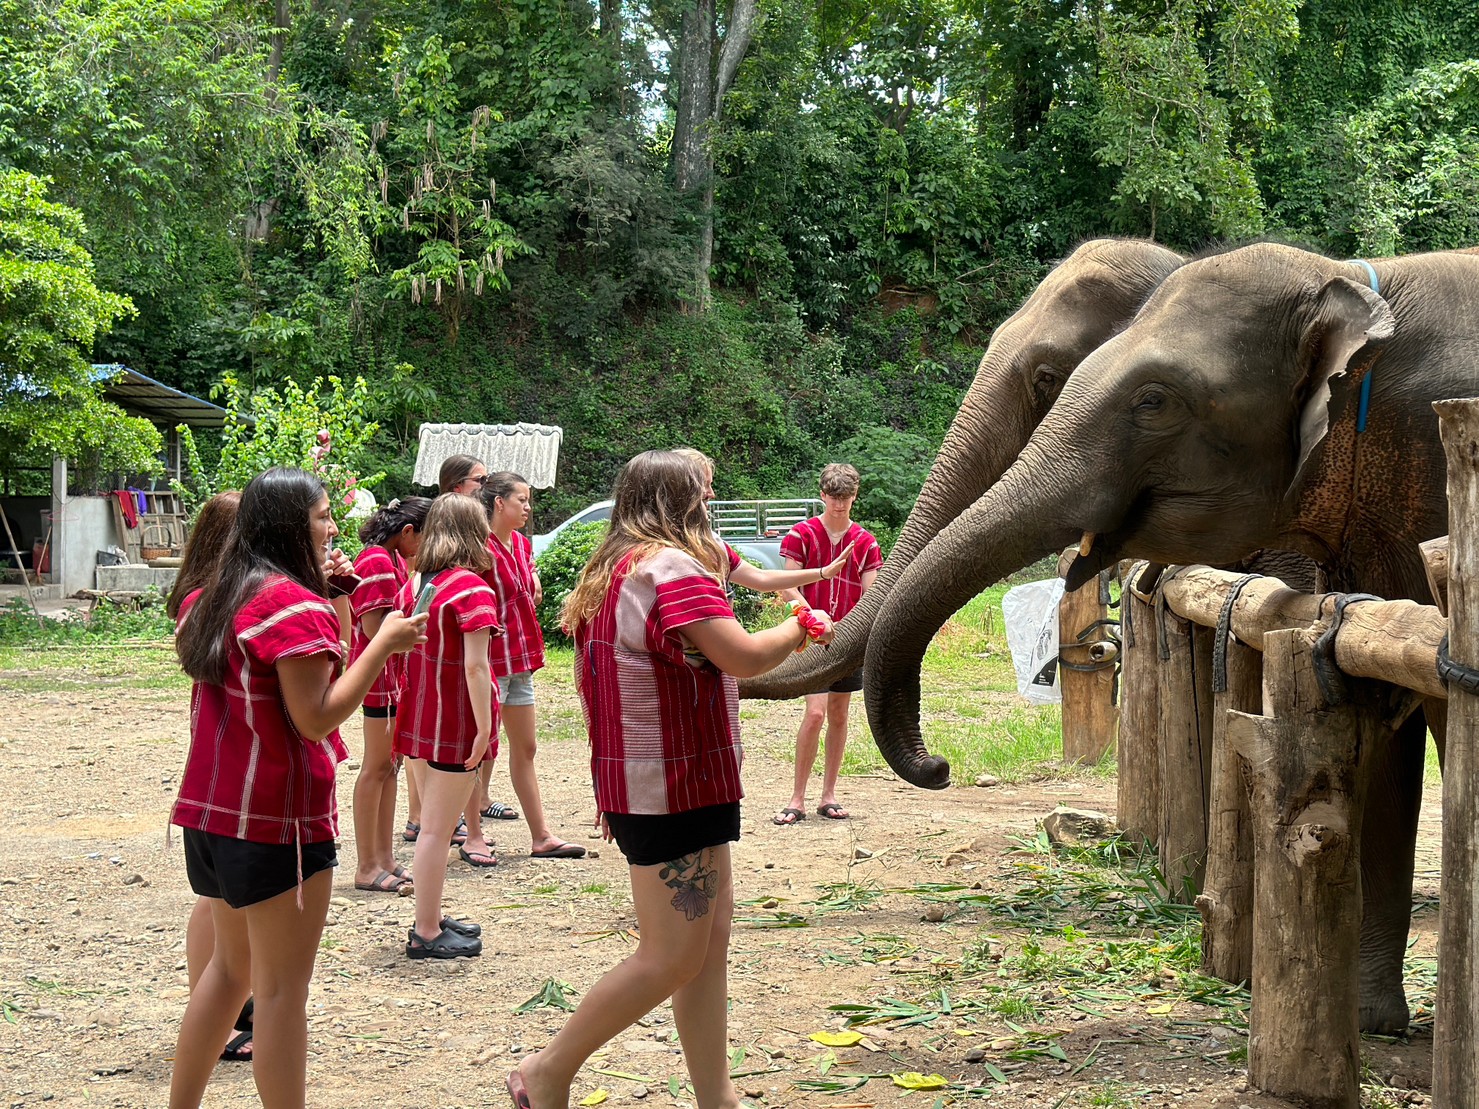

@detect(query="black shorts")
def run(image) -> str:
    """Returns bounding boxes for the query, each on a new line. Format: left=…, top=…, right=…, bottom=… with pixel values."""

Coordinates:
left=426, top=758, right=475, bottom=773
left=184, top=828, right=337, bottom=909
left=363, top=704, right=396, bottom=719
left=604, top=802, right=741, bottom=867
left=828, top=667, right=863, bottom=694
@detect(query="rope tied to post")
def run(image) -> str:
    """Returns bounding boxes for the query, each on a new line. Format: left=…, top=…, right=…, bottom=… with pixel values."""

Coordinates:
left=1311, top=592, right=1383, bottom=705
left=1436, top=635, right=1479, bottom=695
left=1211, top=573, right=1262, bottom=694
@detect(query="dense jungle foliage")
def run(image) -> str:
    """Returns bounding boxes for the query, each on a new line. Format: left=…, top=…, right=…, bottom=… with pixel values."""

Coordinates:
left=4, top=0, right=1479, bottom=528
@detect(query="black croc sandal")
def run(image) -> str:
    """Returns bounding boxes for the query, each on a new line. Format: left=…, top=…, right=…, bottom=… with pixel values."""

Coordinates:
left=440, top=916, right=481, bottom=938
left=406, top=927, right=482, bottom=960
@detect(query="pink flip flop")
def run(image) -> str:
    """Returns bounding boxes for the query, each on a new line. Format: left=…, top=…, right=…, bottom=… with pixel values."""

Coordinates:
left=506, top=1067, right=532, bottom=1109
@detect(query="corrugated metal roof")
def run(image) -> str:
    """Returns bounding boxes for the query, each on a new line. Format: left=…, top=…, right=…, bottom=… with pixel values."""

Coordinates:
left=92, top=365, right=244, bottom=429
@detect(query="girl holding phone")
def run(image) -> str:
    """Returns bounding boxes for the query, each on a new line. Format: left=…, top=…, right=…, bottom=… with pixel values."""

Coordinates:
left=168, top=468, right=426, bottom=1108
left=506, top=451, right=833, bottom=1109
left=349, top=496, right=432, bottom=894
left=393, top=493, right=503, bottom=958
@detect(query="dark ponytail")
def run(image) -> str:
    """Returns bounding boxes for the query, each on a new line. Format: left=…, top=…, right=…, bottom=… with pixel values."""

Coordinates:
left=176, top=468, right=328, bottom=685
left=358, top=496, right=432, bottom=548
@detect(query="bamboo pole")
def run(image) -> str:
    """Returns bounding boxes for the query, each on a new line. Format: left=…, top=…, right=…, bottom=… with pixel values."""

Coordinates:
left=1056, top=554, right=1118, bottom=765
left=1226, top=627, right=1370, bottom=1109
left=1117, top=563, right=1161, bottom=846
left=1160, top=567, right=1447, bottom=699
left=1195, top=637, right=1259, bottom=984
left=1433, top=399, right=1479, bottom=1103
left=1157, top=612, right=1213, bottom=900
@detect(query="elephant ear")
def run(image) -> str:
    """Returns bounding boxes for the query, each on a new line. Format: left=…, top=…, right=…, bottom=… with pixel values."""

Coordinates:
left=1286, top=276, right=1395, bottom=501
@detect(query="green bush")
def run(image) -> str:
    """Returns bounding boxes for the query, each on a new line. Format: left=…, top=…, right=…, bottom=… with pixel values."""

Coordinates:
left=0, top=592, right=174, bottom=646
left=534, top=521, right=608, bottom=643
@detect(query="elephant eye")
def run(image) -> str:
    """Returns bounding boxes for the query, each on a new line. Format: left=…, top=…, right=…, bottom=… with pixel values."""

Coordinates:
left=1032, top=364, right=1065, bottom=398
left=1135, top=388, right=1166, bottom=412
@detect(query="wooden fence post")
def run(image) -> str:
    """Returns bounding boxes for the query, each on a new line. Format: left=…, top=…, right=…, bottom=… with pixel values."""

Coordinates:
left=1195, top=637, right=1259, bottom=984
left=1057, top=562, right=1119, bottom=765
left=1226, top=627, right=1370, bottom=1109
left=1434, top=399, right=1479, bottom=1102
left=1157, top=607, right=1214, bottom=900
left=1117, top=562, right=1160, bottom=847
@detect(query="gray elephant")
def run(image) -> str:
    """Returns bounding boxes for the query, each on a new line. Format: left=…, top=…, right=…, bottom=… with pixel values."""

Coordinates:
left=743, top=238, right=1185, bottom=699
left=865, top=242, right=1479, bottom=1033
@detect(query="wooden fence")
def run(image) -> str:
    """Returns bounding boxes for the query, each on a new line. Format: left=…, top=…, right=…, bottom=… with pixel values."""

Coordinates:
left=1054, top=399, right=1479, bottom=1107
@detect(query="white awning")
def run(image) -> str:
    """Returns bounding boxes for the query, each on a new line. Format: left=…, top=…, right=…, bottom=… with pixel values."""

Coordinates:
left=413, top=423, right=564, bottom=489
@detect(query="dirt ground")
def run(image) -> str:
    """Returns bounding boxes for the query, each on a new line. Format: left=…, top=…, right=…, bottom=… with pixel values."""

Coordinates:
left=0, top=650, right=1440, bottom=1109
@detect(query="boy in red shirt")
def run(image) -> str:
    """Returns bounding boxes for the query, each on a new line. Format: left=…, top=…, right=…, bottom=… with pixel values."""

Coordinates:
left=774, top=463, right=882, bottom=824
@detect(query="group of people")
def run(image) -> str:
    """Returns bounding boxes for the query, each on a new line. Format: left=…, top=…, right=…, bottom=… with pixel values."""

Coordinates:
left=162, top=448, right=882, bottom=1109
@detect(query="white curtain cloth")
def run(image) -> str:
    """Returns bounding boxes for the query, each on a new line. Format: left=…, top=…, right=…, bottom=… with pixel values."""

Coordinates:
left=413, top=423, right=564, bottom=489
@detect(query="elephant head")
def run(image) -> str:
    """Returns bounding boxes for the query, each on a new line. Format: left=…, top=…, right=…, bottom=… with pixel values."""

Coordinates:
left=866, top=243, right=1399, bottom=786
left=741, top=238, right=1184, bottom=700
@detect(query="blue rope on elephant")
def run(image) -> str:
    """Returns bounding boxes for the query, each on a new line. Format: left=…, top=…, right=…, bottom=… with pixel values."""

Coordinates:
left=1348, top=259, right=1380, bottom=433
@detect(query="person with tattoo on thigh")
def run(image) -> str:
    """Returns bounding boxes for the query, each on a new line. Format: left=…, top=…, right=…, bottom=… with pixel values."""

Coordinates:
left=506, top=451, right=833, bottom=1109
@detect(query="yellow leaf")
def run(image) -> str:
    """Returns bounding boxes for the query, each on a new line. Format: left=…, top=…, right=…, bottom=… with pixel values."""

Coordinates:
left=809, top=1030, right=864, bottom=1047
left=892, top=1072, right=950, bottom=1090
left=858, top=1037, right=882, bottom=1052
left=1146, top=1003, right=1174, bottom=1016
left=579, top=1090, right=609, bottom=1106
left=952, top=1028, right=975, bottom=1037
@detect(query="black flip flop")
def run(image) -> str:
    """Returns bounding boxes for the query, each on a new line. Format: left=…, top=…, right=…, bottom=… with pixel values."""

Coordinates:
left=221, top=1029, right=253, bottom=1062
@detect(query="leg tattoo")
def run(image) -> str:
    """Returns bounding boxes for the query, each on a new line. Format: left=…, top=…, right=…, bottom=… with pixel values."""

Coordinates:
left=658, top=852, right=719, bottom=921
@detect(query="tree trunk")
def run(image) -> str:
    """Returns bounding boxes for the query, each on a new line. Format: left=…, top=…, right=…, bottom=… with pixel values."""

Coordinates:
left=671, top=0, right=756, bottom=311
left=1116, top=562, right=1161, bottom=846
left=1433, top=399, right=1479, bottom=1103
left=1226, top=627, right=1369, bottom=1109
left=1195, top=638, right=1259, bottom=984
left=1157, top=613, right=1213, bottom=900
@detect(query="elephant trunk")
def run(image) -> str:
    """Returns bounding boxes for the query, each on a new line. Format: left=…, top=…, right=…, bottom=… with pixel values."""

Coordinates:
left=740, top=353, right=1037, bottom=700
left=864, top=458, right=1076, bottom=787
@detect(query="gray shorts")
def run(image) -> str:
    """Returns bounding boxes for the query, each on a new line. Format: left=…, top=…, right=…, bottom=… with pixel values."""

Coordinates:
left=499, top=670, right=535, bottom=707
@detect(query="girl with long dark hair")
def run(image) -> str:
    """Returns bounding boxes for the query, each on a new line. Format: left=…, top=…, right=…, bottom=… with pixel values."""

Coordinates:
left=349, top=496, right=432, bottom=893
left=168, top=468, right=426, bottom=1109
left=507, top=452, right=834, bottom=1109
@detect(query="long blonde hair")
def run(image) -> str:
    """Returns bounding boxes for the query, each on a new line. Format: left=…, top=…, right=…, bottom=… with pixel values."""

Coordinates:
left=416, top=494, right=493, bottom=578
left=562, top=451, right=723, bottom=633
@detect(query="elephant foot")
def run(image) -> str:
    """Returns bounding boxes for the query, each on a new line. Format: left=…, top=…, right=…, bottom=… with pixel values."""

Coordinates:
left=1359, top=988, right=1411, bottom=1035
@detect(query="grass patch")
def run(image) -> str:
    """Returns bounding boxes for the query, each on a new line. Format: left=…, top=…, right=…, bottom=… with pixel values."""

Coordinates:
left=0, top=643, right=188, bottom=691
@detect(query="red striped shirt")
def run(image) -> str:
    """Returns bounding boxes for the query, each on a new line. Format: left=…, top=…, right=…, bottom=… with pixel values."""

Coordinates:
left=779, top=517, right=882, bottom=620
left=349, top=545, right=406, bottom=708
left=170, top=577, right=348, bottom=844
left=392, top=568, right=503, bottom=765
left=484, top=531, right=546, bottom=677
left=575, top=547, right=743, bottom=815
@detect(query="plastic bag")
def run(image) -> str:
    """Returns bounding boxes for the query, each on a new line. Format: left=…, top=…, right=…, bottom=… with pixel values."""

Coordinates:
left=1002, top=577, right=1065, bottom=704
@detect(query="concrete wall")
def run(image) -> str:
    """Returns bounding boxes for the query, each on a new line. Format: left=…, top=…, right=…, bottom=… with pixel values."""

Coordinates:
left=55, top=495, right=117, bottom=595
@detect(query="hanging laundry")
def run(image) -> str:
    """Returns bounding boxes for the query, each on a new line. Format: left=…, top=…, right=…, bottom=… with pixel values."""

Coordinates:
left=114, top=490, right=139, bottom=529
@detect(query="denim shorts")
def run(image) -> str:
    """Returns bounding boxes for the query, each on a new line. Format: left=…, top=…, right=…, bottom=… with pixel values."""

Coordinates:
left=499, top=670, right=535, bottom=707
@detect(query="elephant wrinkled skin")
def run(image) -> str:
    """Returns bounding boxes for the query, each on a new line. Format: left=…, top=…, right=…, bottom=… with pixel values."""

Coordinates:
left=867, top=243, right=1479, bottom=1033
left=740, top=238, right=1184, bottom=701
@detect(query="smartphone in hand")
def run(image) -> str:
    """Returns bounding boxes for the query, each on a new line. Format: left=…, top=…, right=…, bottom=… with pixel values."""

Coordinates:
left=412, top=581, right=437, bottom=616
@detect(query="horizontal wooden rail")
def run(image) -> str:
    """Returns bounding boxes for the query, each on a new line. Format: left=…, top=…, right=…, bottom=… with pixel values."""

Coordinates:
left=1156, top=566, right=1448, bottom=700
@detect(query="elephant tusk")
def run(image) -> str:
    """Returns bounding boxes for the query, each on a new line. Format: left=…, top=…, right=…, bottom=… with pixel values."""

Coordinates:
left=1078, top=531, right=1096, bottom=557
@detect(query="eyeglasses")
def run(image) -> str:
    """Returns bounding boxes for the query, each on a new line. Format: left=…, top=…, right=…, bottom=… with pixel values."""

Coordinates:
left=462, top=474, right=488, bottom=488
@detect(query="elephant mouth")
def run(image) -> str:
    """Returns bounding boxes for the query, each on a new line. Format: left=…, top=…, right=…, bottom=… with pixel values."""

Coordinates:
left=1063, top=533, right=1120, bottom=590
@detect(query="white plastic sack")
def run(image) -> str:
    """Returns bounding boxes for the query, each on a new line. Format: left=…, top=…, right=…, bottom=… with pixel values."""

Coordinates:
left=1002, top=577, right=1066, bottom=704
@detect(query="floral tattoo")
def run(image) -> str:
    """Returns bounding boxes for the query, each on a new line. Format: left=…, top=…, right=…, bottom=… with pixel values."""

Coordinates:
left=658, top=852, right=719, bottom=921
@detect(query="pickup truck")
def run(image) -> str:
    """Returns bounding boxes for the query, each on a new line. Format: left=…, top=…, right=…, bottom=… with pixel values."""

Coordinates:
left=532, top=498, right=824, bottom=570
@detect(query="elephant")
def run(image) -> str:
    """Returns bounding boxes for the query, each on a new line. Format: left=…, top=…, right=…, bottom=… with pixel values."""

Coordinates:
left=864, top=242, right=1479, bottom=1033
left=741, top=237, right=1186, bottom=699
